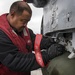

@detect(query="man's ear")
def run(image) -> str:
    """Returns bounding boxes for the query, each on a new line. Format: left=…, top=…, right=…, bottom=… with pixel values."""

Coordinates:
left=10, top=11, right=16, bottom=17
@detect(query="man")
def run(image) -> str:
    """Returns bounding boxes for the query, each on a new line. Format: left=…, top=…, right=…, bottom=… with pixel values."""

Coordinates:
left=0, top=1, right=65, bottom=75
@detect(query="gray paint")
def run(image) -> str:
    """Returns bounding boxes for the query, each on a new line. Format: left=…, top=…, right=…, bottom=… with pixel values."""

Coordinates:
left=43, top=0, right=75, bottom=34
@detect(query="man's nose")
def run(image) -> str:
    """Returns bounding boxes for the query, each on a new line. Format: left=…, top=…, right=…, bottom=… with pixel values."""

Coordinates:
left=24, top=23, right=27, bottom=26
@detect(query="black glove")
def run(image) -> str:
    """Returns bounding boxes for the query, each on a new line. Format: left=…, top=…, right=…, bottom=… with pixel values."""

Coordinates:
left=47, top=43, right=65, bottom=60
left=40, top=36, right=55, bottom=50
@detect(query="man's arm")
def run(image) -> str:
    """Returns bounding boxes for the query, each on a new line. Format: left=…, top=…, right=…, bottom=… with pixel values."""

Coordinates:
left=0, top=30, right=50, bottom=72
left=28, top=28, right=55, bottom=50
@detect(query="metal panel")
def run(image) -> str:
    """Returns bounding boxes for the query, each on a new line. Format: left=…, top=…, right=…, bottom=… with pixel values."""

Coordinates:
left=43, top=0, right=75, bottom=34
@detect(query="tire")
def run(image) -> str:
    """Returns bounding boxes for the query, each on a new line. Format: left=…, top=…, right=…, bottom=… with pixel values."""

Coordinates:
left=33, top=0, right=48, bottom=7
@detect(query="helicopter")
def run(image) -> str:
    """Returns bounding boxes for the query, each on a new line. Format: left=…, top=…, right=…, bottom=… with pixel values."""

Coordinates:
left=24, top=0, right=75, bottom=75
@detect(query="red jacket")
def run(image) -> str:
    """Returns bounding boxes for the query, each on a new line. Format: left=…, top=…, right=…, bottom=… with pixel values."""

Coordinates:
left=0, top=14, right=32, bottom=75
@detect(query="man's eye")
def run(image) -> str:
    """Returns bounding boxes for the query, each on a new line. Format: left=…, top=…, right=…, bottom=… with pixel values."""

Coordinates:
left=22, top=20, right=28, bottom=22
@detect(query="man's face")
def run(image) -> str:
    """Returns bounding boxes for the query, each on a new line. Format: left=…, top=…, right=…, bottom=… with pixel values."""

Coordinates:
left=11, top=10, right=31, bottom=32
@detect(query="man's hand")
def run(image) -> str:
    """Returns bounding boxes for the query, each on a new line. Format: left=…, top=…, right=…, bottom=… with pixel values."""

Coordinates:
left=47, top=43, right=66, bottom=60
left=40, top=36, right=55, bottom=50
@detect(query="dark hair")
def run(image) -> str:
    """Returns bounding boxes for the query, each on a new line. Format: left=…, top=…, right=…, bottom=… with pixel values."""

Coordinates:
left=9, top=1, right=32, bottom=15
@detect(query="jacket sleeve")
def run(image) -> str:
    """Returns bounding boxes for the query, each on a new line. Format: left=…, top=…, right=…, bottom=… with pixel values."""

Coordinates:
left=0, top=30, right=50, bottom=72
